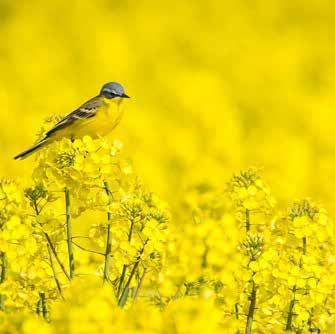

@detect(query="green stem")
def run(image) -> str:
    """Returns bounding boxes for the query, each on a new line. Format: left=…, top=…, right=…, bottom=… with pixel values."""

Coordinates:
left=44, top=232, right=70, bottom=281
left=134, top=268, right=147, bottom=300
left=117, top=265, right=128, bottom=297
left=71, top=240, right=105, bottom=256
left=47, top=244, right=63, bottom=298
left=118, top=260, right=140, bottom=306
left=118, top=240, right=148, bottom=306
left=245, top=279, right=257, bottom=334
left=103, top=181, right=112, bottom=283
left=0, top=252, right=6, bottom=284
left=65, top=187, right=75, bottom=279
left=245, top=209, right=250, bottom=232
left=128, top=220, right=135, bottom=242
left=0, top=252, right=6, bottom=311
left=201, top=240, right=209, bottom=269
left=117, top=218, right=135, bottom=296
left=302, top=237, right=307, bottom=255
left=36, top=292, right=48, bottom=319
left=285, top=285, right=297, bottom=331
left=32, top=198, right=70, bottom=281
left=286, top=238, right=307, bottom=331
left=104, top=224, right=112, bottom=281
left=235, top=303, right=239, bottom=319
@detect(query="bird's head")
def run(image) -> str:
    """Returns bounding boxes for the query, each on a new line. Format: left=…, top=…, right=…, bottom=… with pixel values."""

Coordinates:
left=100, top=82, right=130, bottom=99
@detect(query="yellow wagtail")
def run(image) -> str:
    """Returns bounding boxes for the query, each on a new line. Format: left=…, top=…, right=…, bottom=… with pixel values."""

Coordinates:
left=14, top=82, right=129, bottom=160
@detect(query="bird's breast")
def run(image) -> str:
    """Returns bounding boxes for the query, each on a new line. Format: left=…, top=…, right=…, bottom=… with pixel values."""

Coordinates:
left=93, top=101, right=124, bottom=136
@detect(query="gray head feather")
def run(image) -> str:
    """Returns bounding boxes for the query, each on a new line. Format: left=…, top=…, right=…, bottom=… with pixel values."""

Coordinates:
left=100, top=82, right=129, bottom=98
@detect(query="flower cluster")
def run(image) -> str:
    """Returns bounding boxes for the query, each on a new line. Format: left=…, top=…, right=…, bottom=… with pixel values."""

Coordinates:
left=1, top=138, right=335, bottom=333
left=226, top=167, right=275, bottom=232
left=0, top=180, right=57, bottom=313
left=2, top=0, right=335, bottom=331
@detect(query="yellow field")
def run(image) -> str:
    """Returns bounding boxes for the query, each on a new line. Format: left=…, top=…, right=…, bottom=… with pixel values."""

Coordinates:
left=1, top=0, right=335, bottom=333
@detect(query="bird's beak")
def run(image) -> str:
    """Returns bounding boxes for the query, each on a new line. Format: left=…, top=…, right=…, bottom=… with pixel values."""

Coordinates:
left=122, top=93, right=130, bottom=98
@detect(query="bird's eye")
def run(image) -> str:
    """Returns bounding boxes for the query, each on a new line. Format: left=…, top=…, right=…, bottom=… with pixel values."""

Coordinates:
left=102, top=90, right=114, bottom=98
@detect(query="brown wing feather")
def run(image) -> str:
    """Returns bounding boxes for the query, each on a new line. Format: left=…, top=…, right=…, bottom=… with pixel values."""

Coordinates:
left=46, top=96, right=103, bottom=137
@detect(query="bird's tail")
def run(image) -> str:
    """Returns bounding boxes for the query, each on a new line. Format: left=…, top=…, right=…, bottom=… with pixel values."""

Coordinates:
left=14, top=138, right=48, bottom=160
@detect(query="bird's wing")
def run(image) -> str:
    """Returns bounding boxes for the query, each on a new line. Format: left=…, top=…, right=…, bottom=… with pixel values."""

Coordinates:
left=46, top=96, right=104, bottom=137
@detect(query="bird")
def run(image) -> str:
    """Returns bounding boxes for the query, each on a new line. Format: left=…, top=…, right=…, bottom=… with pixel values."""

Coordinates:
left=14, top=82, right=130, bottom=160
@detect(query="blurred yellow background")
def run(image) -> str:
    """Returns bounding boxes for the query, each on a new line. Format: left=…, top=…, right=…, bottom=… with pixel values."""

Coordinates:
left=1, top=0, right=335, bottom=211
